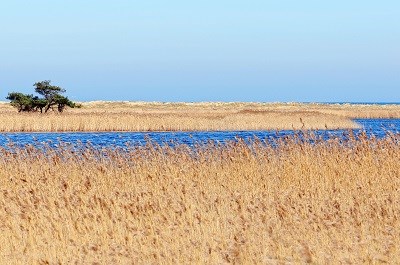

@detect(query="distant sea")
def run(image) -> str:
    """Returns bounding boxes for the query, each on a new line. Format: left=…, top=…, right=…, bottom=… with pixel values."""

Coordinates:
left=307, top=102, right=400, bottom=105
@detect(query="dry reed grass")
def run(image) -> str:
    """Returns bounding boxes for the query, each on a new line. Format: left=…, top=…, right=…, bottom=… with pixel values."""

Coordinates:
left=0, top=101, right=380, bottom=132
left=0, top=111, right=358, bottom=132
left=0, top=133, right=399, bottom=264
left=76, top=101, right=400, bottom=118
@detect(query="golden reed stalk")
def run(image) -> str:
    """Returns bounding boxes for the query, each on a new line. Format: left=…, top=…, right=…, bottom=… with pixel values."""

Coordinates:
left=4, top=101, right=400, bottom=132
left=0, top=134, right=399, bottom=264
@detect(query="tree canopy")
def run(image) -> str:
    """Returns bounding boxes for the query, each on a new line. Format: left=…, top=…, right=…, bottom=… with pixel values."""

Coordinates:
left=7, top=81, right=77, bottom=113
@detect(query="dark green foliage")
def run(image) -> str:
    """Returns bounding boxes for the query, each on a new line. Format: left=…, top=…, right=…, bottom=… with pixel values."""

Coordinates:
left=7, top=81, right=76, bottom=113
left=32, top=96, right=48, bottom=113
left=6, top=92, right=35, bottom=112
left=34, top=80, right=66, bottom=99
left=54, top=95, right=76, bottom=112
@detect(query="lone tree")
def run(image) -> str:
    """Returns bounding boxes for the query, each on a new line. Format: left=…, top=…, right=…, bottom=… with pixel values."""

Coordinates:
left=7, top=81, right=77, bottom=113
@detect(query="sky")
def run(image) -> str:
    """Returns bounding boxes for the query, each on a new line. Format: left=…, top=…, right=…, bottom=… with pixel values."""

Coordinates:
left=1, top=1, right=399, bottom=102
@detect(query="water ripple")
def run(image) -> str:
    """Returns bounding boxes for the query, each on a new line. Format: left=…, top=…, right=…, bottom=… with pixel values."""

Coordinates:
left=0, top=119, right=399, bottom=148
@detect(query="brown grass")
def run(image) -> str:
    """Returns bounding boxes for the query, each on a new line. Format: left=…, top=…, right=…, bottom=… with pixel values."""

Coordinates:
left=78, top=101, right=400, bottom=119
left=0, top=134, right=399, bottom=264
left=0, top=101, right=386, bottom=132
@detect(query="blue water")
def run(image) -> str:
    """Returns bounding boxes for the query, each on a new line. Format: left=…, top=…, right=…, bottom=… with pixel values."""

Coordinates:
left=310, top=102, right=400, bottom=105
left=0, top=119, right=399, bottom=148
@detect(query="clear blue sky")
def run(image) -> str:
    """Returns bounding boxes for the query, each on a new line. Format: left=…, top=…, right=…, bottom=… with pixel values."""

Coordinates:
left=1, top=1, right=399, bottom=102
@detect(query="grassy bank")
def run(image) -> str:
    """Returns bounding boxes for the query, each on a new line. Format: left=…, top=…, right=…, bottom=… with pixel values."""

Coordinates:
left=2, top=101, right=391, bottom=132
left=1, top=101, right=399, bottom=132
left=0, top=134, right=399, bottom=263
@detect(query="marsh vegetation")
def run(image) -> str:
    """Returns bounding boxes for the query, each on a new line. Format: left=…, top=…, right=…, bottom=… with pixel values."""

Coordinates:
left=0, top=133, right=399, bottom=264
left=2, top=101, right=400, bottom=132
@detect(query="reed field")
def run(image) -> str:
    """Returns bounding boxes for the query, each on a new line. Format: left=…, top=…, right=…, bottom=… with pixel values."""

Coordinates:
left=3, top=101, right=400, bottom=132
left=0, top=133, right=399, bottom=264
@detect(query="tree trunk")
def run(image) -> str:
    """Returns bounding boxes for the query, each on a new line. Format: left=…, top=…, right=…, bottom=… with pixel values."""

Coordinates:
left=44, top=104, right=51, bottom=113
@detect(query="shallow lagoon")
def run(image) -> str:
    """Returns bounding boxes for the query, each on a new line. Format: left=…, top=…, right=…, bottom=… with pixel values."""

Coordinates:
left=0, top=119, right=399, bottom=148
